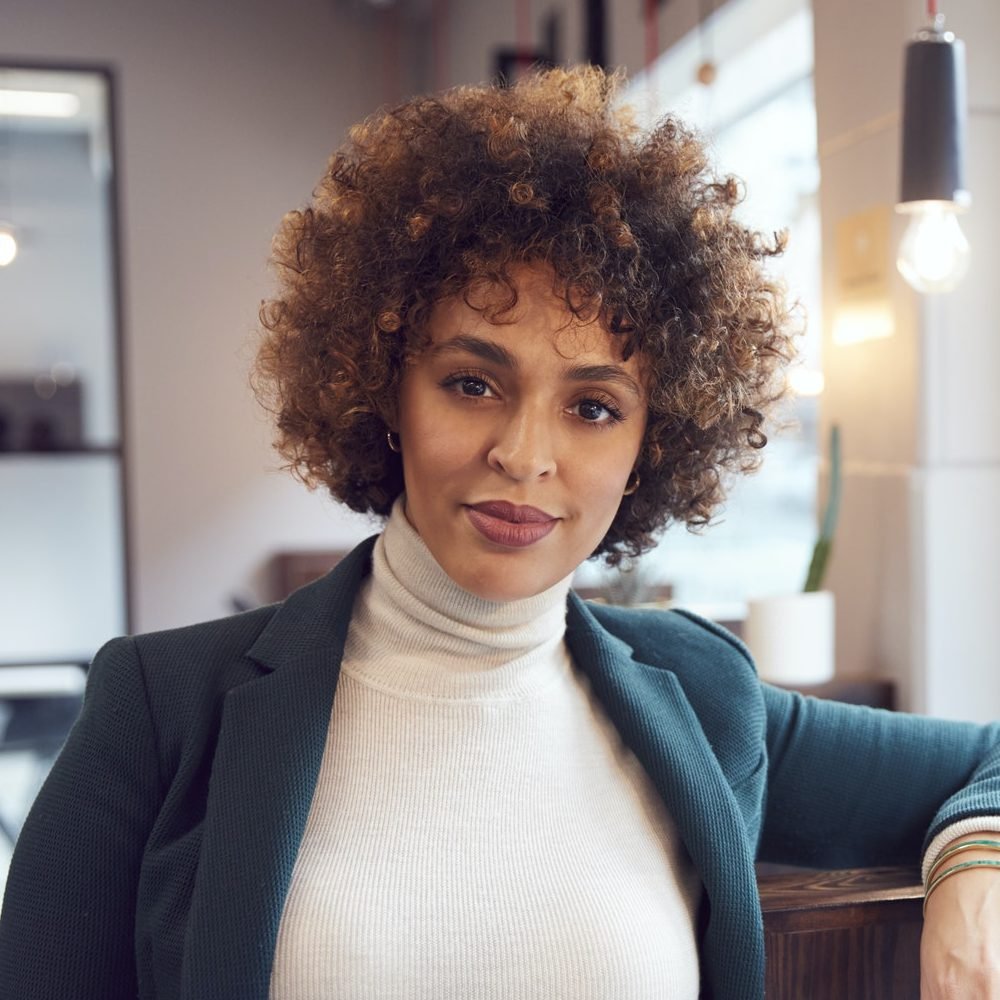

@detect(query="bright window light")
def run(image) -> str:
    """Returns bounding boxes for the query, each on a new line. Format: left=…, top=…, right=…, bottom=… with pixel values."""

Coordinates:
left=787, top=367, right=825, bottom=397
left=0, top=89, right=81, bottom=118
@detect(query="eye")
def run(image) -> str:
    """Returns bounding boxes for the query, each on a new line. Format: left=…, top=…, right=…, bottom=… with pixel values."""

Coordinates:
left=458, top=377, right=490, bottom=397
left=573, top=397, right=624, bottom=425
left=440, top=370, right=498, bottom=399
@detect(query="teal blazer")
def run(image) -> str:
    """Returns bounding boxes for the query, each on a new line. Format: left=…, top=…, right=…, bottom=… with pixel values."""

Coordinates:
left=2, top=536, right=999, bottom=999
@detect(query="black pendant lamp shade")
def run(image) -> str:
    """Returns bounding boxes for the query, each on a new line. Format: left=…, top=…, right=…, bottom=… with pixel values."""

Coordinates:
left=900, top=23, right=969, bottom=207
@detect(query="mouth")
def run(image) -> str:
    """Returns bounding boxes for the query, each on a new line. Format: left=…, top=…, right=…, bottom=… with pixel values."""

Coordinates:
left=465, top=500, right=559, bottom=548
left=469, top=500, right=555, bottom=523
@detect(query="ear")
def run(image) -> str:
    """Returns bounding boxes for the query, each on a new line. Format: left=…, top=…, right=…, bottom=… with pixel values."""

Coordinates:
left=376, top=395, right=399, bottom=434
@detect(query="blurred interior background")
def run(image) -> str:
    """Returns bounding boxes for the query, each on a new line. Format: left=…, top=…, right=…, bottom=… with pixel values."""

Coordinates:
left=1, top=0, right=998, bottom=891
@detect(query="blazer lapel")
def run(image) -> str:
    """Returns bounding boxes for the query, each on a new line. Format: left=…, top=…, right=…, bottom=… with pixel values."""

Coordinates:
left=180, top=549, right=761, bottom=1000
left=181, top=538, right=377, bottom=1000
left=565, top=594, right=764, bottom=1000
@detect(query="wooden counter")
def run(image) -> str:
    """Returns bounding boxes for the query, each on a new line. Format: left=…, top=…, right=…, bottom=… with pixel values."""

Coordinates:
left=758, top=866, right=923, bottom=999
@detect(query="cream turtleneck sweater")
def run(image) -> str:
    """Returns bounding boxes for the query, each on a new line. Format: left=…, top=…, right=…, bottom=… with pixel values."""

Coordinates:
left=269, top=498, right=702, bottom=999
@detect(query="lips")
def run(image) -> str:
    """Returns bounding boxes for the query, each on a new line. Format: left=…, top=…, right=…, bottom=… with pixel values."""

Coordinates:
left=469, top=500, right=554, bottom=524
left=465, top=501, right=558, bottom=548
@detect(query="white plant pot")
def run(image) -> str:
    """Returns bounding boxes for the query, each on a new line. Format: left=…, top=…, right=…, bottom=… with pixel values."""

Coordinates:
left=744, top=591, right=835, bottom=686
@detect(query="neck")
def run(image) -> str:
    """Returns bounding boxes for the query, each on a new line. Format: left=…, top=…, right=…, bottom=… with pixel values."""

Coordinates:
left=340, top=495, right=574, bottom=700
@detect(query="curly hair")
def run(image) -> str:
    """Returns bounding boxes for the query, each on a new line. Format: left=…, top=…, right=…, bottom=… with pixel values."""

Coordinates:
left=254, top=65, right=796, bottom=565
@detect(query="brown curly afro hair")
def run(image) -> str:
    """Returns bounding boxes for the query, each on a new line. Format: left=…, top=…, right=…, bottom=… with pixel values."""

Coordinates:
left=255, top=65, right=796, bottom=565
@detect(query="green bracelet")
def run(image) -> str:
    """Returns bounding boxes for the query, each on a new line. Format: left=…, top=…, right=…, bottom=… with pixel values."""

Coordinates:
left=926, top=839, right=1000, bottom=887
left=923, top=859, right=1000, bottom=914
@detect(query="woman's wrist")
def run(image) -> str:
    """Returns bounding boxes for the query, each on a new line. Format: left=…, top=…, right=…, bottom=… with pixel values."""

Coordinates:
left=923, top=831, right=1000, bottom=914
left=922, top=818, right=1000, bottom=884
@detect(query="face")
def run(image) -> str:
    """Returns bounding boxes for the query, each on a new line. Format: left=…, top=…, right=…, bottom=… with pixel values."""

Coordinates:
left=396, top=264, right=647, bottom=602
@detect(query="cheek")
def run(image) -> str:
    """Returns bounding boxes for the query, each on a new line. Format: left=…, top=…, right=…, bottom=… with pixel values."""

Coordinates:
left=569, top=448, right=635, bottom=514
left=403, top=410, right=483, bottom=481
left=582, top=421, right=645, bottom=519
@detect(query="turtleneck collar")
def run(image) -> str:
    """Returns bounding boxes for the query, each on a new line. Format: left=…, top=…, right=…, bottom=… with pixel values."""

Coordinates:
left=341, top=495, right=574, bottom=701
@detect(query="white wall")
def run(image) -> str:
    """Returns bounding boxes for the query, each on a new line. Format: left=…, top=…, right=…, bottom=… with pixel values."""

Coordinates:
left=4, top=0, right=383, bottom=633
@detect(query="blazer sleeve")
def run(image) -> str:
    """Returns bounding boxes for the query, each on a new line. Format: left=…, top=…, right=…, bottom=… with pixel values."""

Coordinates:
left=757, top=682, right=1000, bottom=868
left=0, top=636, right=164, bottom=999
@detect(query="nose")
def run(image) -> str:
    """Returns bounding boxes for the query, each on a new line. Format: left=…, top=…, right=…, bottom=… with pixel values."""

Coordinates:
left=487, top=407, right=556, bottom=482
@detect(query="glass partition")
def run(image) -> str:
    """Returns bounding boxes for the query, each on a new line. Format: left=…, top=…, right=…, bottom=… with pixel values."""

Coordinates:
left=0, top=64, right=127, bottom=886
left=574, top=0, right=821, bottom=621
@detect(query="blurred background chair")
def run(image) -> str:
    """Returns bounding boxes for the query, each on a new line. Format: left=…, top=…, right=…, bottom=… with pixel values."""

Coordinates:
left=0, top=665, right=86, bottom=850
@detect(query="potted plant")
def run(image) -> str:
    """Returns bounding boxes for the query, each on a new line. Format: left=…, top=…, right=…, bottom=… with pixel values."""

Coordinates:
left=745, top=425, right=842, bottom=686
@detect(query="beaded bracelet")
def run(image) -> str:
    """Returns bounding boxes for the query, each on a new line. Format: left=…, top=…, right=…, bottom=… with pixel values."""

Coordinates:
left=923, top=859, right=1000, bottom=914
left=926, top=838, right=1000, bottom=887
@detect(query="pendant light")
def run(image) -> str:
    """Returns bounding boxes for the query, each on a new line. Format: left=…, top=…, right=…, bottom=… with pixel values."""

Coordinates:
left=896, top=1, right=970, bottom=294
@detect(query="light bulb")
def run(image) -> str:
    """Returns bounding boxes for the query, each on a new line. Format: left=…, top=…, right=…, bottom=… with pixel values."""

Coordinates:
left=0, top=228, right=17, bottom=267
left=896, top=201, right=970, bottom=294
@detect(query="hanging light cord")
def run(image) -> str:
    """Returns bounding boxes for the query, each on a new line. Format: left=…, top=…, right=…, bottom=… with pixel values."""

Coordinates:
left=645, top=0, right=658, bottom=71
left=0, top=111, right=11, bottom=224
left=380, top=6, right=400, bottom=107
left=699, top=0, right=715, bottom=69
left=516, top=0, right=531, bottom=59
left=431, top=0, right=449, bottom=91
left=927, top=0, right=939, bottom=19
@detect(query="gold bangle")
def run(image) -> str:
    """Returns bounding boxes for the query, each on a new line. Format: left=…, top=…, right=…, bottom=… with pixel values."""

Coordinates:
left=923, top=859, right=1000, bottom=915
left=926, top=839, right=1000, bottom=887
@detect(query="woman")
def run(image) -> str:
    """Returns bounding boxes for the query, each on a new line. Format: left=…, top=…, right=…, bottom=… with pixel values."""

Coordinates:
left=1, top=66, right=999, bottom=1000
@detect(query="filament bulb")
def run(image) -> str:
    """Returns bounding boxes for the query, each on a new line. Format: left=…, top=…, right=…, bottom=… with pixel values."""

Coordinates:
left=0, top=227, right=17, bottom=267
left=896, top=201, right=970, bottom=294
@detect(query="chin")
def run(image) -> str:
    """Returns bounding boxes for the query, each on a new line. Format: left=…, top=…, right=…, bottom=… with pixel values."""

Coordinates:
left=455, top=565, right=555, bottom=604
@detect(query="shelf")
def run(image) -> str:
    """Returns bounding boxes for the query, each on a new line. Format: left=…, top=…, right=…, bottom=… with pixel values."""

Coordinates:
left=0, top=446, right=121, bottom=458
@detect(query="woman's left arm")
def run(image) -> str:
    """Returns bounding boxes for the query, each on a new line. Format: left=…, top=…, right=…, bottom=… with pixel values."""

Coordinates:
left=759, top=684, right=1000, bottom=866
left=759, top=684, right=1000, bottom=995
left=921, top=830, right=1000, bottom=999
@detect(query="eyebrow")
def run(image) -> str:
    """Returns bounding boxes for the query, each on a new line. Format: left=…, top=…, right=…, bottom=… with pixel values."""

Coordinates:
left=565, top=363, right=643, bottom=399
left=431, top=335, right=518, bottom=369
left=431, top=334, right=643, bottom=399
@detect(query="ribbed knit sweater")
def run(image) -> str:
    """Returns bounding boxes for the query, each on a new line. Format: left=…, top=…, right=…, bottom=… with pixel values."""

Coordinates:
left=268, top=500, right=702, bottom=999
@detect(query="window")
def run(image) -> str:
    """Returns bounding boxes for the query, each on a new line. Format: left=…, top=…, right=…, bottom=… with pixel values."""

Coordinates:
left=575, top=0, right=822, bottom=618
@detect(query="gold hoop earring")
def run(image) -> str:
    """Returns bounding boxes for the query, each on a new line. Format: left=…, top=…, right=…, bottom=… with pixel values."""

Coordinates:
left=622, top=471, right=640, bottom=496
left=386, top=431, right=401, bottom=453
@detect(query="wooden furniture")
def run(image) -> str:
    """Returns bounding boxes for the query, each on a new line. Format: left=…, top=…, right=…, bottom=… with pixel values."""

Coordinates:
left=712, top=618, right=897, bottom=710
left=267, top=551, right=349, bottom=602
left=771, top=677, right=897, bottom=710
left=758, top=866, right=924, bottom=999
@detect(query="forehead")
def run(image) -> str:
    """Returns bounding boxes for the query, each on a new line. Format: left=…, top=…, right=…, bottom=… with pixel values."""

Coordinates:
left=426, top=265, right=636, bottom=368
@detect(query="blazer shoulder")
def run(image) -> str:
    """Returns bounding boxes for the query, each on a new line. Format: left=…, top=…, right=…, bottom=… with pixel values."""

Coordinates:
left=574, top=599, right=766, bottom=788
left=578, top=599, right=762, bottom=719
left=583, top=600, right=755, bottom=673
left=126, top=603, right=281, bottom=669
left=91, top=606, right=280, bottom=758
